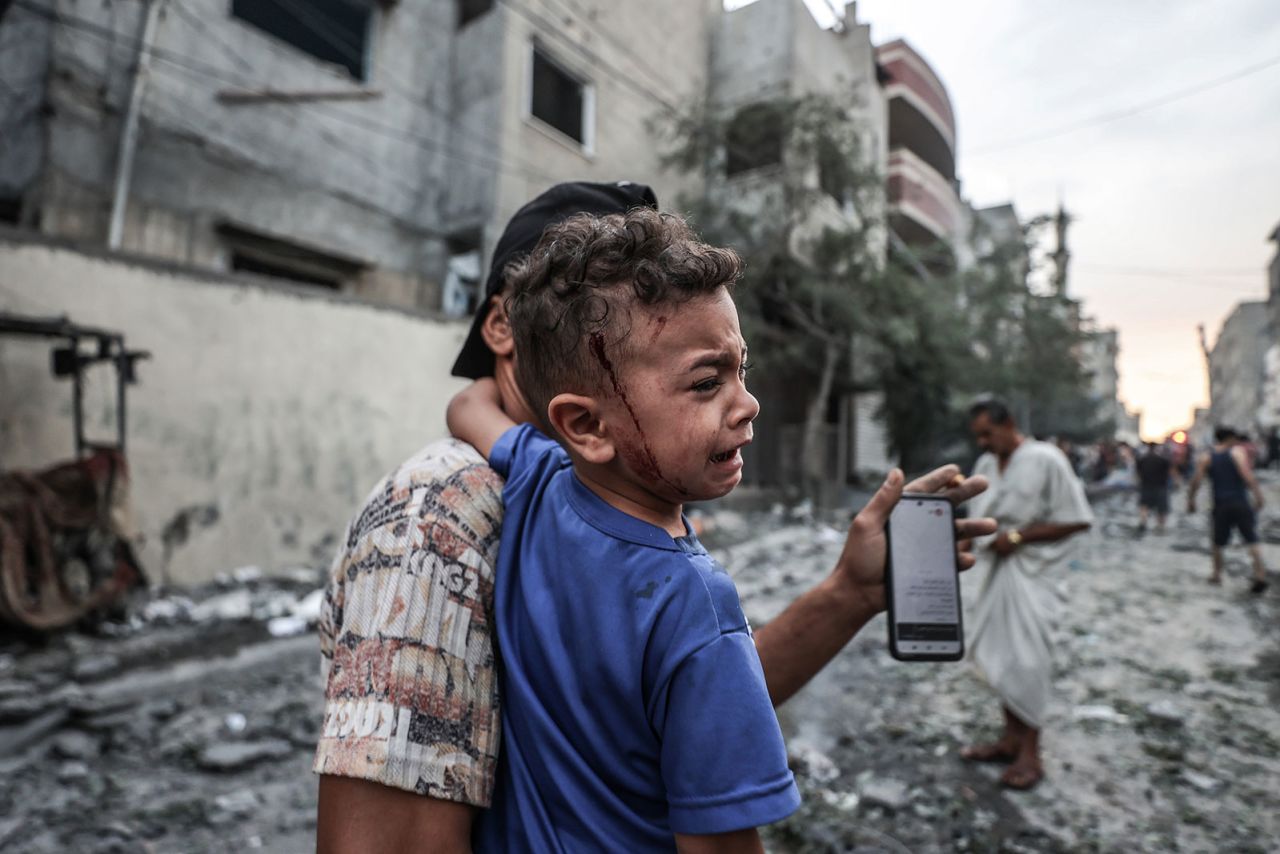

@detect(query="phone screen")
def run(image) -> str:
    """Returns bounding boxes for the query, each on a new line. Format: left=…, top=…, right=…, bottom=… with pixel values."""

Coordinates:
left=887, top=496, right=963, bottom=659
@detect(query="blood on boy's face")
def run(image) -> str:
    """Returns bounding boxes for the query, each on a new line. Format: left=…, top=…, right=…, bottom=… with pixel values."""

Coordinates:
left=597, top=288, right=758, bottom=504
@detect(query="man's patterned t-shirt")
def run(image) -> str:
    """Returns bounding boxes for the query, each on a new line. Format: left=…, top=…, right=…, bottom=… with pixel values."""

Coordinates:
left=313, top=438, right=504, bottom=806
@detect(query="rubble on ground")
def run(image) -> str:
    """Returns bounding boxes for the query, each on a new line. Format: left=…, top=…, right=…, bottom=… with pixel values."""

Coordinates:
left=1, top=480, right=1279, bottom=852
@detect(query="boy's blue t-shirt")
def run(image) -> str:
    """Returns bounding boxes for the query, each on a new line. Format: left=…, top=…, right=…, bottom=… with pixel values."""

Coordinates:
left=473, top=424, right=798, bottom=852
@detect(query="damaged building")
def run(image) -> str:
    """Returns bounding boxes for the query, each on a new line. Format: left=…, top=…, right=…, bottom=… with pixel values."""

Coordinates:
left=0, top=0, right=713, bottom=312
left=1, top=0, right=1028, bottom=580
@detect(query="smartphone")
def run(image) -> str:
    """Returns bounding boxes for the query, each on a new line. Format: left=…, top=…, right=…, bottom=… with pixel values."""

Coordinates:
left=885, top=493, right=964, bottom=661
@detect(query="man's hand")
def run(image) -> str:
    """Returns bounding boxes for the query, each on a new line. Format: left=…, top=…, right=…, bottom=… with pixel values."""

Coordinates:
left=755, top=463, right=994, bottom=707
left=990, top=530, right=1018, bottom=556
left=833, top=465, right=995, bottom=615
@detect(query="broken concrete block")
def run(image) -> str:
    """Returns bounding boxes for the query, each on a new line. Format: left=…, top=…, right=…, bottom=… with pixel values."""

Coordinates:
left=196, top=739, right=293, bottom=772
left=51, top=730, right=101, bottom=760
left=1143, top=700, right=1186, bottom=729
left=859, top=776, right=911, bottom=811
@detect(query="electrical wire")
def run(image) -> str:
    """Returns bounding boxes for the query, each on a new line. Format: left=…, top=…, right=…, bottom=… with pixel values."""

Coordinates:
left=13, top=0, right=556, bottom=186
left=1078, top=264, right=1263, bottom=279
left=969, top=50, right=1280, bottom=155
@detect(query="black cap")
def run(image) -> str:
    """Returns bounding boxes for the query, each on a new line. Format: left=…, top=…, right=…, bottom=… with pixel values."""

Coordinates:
left=450, top=180, right=659, bottom=379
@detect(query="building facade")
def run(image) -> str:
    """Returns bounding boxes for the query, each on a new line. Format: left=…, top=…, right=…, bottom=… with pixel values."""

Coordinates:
left=1208, top=300, right=1269, bottom=437
left=875, top=39, right=963, bottom=266
left=1258, top=221, right=1280, bottom=430
left=0, top=0, right=714, bottom=314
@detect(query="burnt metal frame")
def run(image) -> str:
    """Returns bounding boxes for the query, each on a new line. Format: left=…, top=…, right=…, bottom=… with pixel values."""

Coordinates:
left=0, top=312, right=150, bottom=457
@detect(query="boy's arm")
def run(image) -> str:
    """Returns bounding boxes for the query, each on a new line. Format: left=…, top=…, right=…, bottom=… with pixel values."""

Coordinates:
left=674, top=829, right=764, bottom=854
left=446, top=377, right=517, bottom=460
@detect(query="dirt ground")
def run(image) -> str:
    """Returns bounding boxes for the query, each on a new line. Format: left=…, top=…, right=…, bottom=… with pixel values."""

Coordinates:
left=1, top=478, right=1278, bottom=853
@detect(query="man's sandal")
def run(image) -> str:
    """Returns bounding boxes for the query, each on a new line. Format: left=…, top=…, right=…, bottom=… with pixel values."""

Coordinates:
left=961, top=743, right=1018, bottom=764
left=1000, top=765, right=1043, bottom=790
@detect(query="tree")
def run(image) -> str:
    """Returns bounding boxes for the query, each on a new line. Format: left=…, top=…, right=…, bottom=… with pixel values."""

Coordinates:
left=659, top=94, right=1106, bottom=493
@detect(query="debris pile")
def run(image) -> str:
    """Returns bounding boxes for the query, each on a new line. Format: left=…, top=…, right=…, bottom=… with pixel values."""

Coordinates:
left=2, top=476, right=1280, bottom=851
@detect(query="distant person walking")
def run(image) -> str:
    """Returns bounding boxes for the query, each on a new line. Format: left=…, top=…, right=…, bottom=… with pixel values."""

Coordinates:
left=1187, top=427, right=1269, bottom=593
left=1136, top=442, right=1173, bottom=534
left=961, top=399, right=1094, bottom=790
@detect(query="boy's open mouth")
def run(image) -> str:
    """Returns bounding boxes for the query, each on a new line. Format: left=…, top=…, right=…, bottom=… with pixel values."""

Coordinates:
left=709, top=440, right=749, bottom=464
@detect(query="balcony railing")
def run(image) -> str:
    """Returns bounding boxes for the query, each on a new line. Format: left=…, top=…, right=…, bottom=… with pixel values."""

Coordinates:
left=886, top=147, right=963, bottom=245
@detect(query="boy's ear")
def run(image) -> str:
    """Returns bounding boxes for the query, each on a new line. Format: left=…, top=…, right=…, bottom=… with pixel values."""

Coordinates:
left=480, top=294, right=514, bottom=357
left=547, top=393, right=615, bottom=465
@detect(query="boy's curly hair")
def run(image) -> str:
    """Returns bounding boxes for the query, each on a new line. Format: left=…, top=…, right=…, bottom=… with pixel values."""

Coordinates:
left=504, top=207, right=742, bottom=427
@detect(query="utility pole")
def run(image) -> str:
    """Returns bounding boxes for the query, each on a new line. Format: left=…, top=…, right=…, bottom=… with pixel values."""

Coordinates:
left=1049, top=203, right=1071, bottom=298
left=107, top=0, right=165, bottom=251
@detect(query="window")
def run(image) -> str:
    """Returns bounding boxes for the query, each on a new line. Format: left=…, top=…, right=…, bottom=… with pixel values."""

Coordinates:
left=442, top=230, right=482, bottom=318
left=219, top=223, right=366, bottom=290
left=456, top=0, right=494, bottom=28
left=725, top=102, right=783, bottom=177
left=231, top=0, right=372, bottom=81
left=529, top=47, right=590, bottom=147
left=0, top=197, right=20, bottom=226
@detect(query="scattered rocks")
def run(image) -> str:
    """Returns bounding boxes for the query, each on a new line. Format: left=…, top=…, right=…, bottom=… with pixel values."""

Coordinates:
left=0, top=707, right=69, bottom=757
left=1181, top=769, right=1221, bottom=793
left=196, top=738, right=294, bottom=772
left=51, top=729, right=101, bottom=760
left=71, top=654, right=121, bottom=682
left=213, top=788, right=260, bottom=816
left=266, top=616, right=308, bottom=637
left=859, top=776, right=912, bottom=812
left=789, top=744, right=840, bottom=783
left=1072, top=704, right=1130, bottom=725
left=1143, top=699, right=1187, bottom=729
left=1141, top=737, right=1186, bottom=763
left=57, top=760, right=91, bottom=782
left=190, top=589, right=254, bottom=622
left=0, top=817, right=23, bottom=848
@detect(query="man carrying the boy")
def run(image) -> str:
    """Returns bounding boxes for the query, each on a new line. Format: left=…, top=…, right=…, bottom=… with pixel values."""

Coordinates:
left=315, top=182, right=994, bottom=851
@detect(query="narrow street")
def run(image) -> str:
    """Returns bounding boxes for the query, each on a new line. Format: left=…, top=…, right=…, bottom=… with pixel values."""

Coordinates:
left=2, top=480, right=1279, bottom=853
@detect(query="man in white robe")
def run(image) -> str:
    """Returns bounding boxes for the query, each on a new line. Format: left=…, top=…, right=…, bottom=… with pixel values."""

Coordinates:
left=961, top=399, right=1093, bottom=789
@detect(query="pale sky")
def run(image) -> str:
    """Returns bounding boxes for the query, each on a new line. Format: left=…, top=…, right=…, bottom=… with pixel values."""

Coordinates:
left=783, top=0, right=1280, bottom=438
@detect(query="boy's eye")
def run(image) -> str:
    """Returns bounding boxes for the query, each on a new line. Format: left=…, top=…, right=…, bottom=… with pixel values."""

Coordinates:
left=739, top=360, right=754, bottom=379
left=692, top=377, right=723, bottom=393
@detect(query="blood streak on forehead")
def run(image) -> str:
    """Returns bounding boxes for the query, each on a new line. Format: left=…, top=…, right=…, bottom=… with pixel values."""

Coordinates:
left=648, top=315, right=667, bottom=345
left=588, top=332, right=689, bottom=497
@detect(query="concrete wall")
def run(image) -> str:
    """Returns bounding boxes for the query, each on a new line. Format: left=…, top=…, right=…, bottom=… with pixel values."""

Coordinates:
left=0, top=4, right=53, bottom=215
left=488, top=0, right=714, bottom=230
left=25, top=0, right=463, bottom=309
left=0, top=232, right=469, bottom=585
